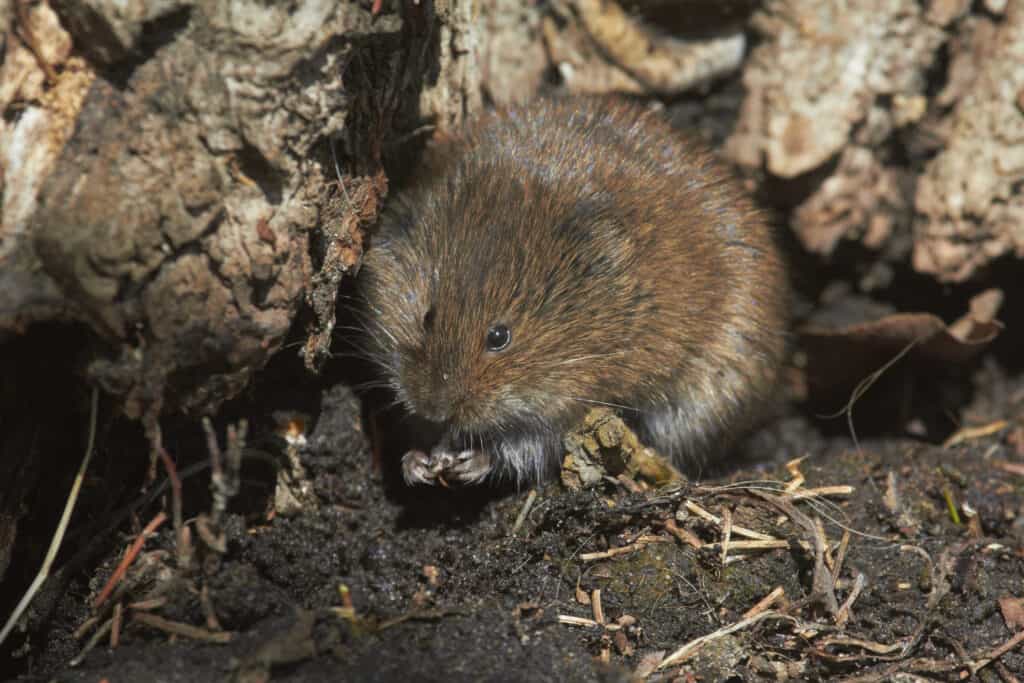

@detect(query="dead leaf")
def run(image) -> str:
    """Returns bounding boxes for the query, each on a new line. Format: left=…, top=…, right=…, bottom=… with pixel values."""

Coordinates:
left=799, top=289, right=1003, bottom=400
left=999, top=596, right=1024, bottom=631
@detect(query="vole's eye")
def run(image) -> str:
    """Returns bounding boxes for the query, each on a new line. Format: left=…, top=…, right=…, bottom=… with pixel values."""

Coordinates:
left=423, top=307, right=436, bottom=331
left=485, top=324, right=512, bottom=352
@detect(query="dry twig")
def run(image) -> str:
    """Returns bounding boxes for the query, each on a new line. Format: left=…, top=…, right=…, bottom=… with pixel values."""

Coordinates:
left=0, top=387, right=99, bottom=647
left=683, top=500, right=776, bottom=541
left=790, top=486, right=855, bottom=500
left=591, top=589, right=605, bottom=625
left=69, top=617, right=113, bottom=667
left=93, top=512, right=167, bottom=609
left=580, top=535, right=670, bottom=561
left=658, top=610, right=794, bottom=670
left=132, top=612, right=232, bottom=644
left=942, top=420, right=1009, bottom=448
left=721, top=507, right=733, bottom=566
left=203, top=417, right=246, bottom=529
left=835, top=629, right=1024, bottom=682
left=558, top=615, right=600, bottom=628
left=835, top=572, right=866, bottom=628
left=660, top=518, right=703, bottom=548
left=157, top=446, right=191, bottom=569
left=511, top=489, right=538, bottom=536
left=743, top=587, right=787, bottom=619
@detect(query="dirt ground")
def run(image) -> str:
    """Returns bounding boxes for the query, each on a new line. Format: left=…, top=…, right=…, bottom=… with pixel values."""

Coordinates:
left=2, top=308, right=1023, bottom=682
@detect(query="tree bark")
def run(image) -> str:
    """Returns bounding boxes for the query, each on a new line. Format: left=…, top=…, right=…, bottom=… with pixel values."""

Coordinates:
left=1, top=0, right=482, bottom=421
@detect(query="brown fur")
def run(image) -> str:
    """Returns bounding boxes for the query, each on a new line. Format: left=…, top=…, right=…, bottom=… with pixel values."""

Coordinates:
left=358, top=97, right=788, bottom=483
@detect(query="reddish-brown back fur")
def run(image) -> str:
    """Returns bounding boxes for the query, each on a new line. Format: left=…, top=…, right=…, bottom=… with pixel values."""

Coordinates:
left=359, top=97, right=788, bottom=482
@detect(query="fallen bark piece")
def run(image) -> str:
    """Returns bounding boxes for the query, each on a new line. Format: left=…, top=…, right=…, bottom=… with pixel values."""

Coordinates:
left=561, top=408, right=684, bottom=490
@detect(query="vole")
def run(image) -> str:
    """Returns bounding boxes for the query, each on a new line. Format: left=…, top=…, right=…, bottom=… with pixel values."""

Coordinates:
left=357, top=98, right=787, bottom=486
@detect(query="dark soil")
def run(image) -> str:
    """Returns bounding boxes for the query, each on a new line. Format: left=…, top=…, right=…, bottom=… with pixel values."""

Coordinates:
left=3, top=329, right=1023, bottom=682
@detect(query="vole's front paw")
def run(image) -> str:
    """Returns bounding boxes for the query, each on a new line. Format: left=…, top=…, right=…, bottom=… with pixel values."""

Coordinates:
left=441, top=448, right=493, bottom=485
left=401, top=447, right=492, bottom=486
left=401, top=449, right=441, bottom=486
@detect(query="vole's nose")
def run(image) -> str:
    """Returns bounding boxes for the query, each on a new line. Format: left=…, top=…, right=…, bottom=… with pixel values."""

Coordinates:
left=419, top=396, right=471, bottom=428
left=413, top=398, right=451, bottom=424
left=413, top=386, right=457, bottom=424
left=407, top=365, right=466, bottom=424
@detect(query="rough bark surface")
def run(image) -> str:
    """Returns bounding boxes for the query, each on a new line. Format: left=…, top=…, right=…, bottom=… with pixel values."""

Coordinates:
left=725, top=0, right=1024, bottom=283
left=726, top=0, right=945, bottom=179
left=913, top=3, right=1024, bottom=281
left=478, top=0, right=547, bottom=105
left=1, top=0, right=481, bottom=420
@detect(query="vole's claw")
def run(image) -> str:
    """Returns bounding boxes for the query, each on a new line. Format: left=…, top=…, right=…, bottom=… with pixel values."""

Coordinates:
left=401, top=449, right=442, bottom=485
left=401, top=448, right=492, bottom=486
left=446, top=449, right=492, bottom=485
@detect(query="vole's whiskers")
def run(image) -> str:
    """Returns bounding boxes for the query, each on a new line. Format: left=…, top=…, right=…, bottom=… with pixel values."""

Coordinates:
left=337, top=292, right=367, bottom=305
left=547, top=352, right=626, bottom=366
left=347, top=379, right=394, bottom=392
left=383, top=396, right=406, bottom=411
left=353, top=320, right=396, bottom=350
left=333, top=324, right=374, bottom=334
left=550, top=394, right=640, bottom=413
left=329, top=336, right=377, bottom=358
left=370, top=321, right=398, bottom=347
left=343, top=306, right=399, bottom=348
left=330, top=347, right=395, bottom=377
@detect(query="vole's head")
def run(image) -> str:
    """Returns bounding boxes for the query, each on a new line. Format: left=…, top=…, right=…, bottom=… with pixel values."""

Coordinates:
left=358, top=145, right=645, bottom=440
